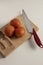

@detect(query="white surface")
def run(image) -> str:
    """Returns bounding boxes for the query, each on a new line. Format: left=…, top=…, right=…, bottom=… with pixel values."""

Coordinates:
left=0, top=0, right=43, bottom=65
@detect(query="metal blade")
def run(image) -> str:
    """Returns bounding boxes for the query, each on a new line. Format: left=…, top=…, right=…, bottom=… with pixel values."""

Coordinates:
left=22, top=9, right=33, bottom=33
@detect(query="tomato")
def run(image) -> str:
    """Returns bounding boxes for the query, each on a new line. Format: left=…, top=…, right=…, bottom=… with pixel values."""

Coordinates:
left=5, top=25, right=15, bottom=37
left=10, top=18, right=21, bottom=28
left=15, top=27, right=25, bottom=37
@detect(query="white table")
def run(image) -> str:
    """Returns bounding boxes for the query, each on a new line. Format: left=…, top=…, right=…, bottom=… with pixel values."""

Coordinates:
left=0, top=0, right=43, bottom=65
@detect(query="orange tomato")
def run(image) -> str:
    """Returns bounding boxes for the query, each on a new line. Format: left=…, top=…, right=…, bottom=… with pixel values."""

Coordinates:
left=15, top=27, right=25, bottom=37
left=5, top=25, right=15, bottom=37
left=10, top=18, right=21, bottom=28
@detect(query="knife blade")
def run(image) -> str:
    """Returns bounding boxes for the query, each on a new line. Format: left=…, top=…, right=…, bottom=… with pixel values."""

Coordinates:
left=22, top=9, right=43, bottom=48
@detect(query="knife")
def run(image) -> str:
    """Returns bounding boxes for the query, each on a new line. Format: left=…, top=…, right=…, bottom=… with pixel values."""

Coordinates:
left=22, top=9, right=43, bottom=48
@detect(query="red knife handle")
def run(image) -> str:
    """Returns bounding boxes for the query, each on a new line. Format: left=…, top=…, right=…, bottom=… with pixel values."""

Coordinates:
left=33, top=28, right=43, bottom=48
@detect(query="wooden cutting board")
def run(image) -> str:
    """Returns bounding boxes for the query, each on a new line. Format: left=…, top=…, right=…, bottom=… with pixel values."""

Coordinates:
left=0, top=14, right=39, bottom=57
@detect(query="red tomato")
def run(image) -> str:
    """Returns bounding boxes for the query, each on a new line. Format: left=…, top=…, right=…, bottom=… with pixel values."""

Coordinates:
left=10, top=18, right=21, bottom=28
left=5, top=25, right=15, bottom=37
left=15, top=27, right=25, bottom=37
